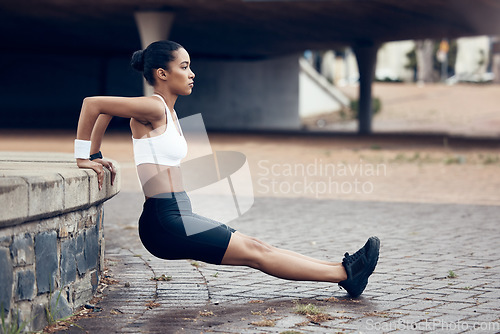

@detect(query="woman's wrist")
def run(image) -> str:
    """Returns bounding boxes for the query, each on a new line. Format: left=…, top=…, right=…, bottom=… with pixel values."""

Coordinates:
left=74, top=139, right=91, bottom=159
left=90, top=151, right=103, bottom=161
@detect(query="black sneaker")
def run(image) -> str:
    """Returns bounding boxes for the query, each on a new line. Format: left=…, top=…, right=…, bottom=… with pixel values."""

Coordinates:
left=338, top=236, right=380, bottom=297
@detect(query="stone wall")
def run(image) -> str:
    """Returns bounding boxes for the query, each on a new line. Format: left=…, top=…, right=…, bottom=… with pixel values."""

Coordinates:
left=0, top=152, right=119, bottom=332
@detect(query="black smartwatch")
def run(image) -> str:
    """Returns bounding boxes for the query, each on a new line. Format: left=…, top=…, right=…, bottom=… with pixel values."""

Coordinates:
left=89, top=151, right=103, bottom=161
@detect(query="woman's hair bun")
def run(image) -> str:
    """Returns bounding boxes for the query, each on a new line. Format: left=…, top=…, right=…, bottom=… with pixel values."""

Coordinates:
left=130, top=50, right=145, bottom=72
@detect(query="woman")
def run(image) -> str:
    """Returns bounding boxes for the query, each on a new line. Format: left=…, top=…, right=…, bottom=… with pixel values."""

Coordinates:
left=75, top=40, right=380, bottom=298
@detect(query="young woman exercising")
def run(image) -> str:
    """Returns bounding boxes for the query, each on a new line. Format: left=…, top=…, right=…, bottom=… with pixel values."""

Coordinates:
left=74, top=40, right=380, bottom=298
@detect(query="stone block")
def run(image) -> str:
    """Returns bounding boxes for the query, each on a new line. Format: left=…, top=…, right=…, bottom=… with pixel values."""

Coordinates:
left=15, top=302, right=32, bottom=333
left=0, top=235, right=11, bottom=247
left=75, top=233, right=86, bottom=276
left=0, top=177, right=28, bottom=226
left=49, top=291, right=72, bottom=321
left=35, top=231, right=58, bottom=294
left=15, top=269, right=35, bottom=301
left=72, top=275, right=92, bottom=307
left=76, top=253, right=86, bottom=277
left=60, top=239, right=76, bottom=286
left=10, top=233, right=34, bottom=266
left=75, top=232, right=84, bottom=254
left=0, top=247, right=13, bottom=313
left=31, top=303, right=48, bottom=331
left=84, top=226, right=98, bottom=271
left=59, top=169, right=90, bottom=211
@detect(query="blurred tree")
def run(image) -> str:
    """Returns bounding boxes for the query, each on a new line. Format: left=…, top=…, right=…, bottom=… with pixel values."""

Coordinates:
left=405, top=39, right=457, bottom=82
left=405, top=47, right=417, bottom=81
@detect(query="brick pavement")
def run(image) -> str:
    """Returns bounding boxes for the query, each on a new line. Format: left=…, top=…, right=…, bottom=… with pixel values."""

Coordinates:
left=61, top=190, right=500, bottom=333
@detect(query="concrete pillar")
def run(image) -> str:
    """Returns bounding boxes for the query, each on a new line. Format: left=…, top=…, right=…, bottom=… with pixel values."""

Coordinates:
left=415, top=39, right=435, bottom=83
left=134, top=11, right=175, bottom=96
left=353, top=43, right=378, bottom=135
left=492, top=37, right=500, bottom=84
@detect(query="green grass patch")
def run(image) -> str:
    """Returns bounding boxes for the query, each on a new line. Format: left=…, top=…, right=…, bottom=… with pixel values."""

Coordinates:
left=293, top=303, right=324, bottom=315
left=150, top=274, right=172, bottom=281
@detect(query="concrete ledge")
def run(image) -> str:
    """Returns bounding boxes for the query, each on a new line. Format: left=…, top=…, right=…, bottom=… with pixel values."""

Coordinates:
left=0, top=152, right=120, bottom=227
left=0, top=151, right=120, bottom=332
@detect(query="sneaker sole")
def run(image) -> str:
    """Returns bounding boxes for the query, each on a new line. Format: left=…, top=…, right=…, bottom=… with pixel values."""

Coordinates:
left=339, top=236, right=380, bottom=298
left=364, top=236, right=380, bottom=279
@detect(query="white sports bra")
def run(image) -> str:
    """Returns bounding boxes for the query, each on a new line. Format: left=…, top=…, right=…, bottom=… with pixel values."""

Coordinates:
left=132, top=94, right=188, bottom=167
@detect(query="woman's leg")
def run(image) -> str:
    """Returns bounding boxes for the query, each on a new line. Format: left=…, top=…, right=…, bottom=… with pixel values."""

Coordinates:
left=220, top=231, right=348, bottom=283
left=237, top=232, right=342, bottom=266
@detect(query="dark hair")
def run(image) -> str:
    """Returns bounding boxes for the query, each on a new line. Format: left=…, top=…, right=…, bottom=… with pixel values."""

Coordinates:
left=130, top=40, right=183, bottom=86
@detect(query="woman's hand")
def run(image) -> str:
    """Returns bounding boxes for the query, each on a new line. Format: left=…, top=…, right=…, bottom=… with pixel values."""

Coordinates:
left=76, top=158, right=106, bottom=191
left=92, top=158, right=116, bottom=186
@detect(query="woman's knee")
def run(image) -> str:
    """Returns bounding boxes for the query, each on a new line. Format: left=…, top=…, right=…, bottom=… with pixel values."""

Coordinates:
left=244, top=238, right=273, bottom=268
left=222, top=233, right=273, bottom=267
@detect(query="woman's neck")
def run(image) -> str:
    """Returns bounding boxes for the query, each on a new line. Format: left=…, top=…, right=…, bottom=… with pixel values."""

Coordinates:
left=153, top=89, right=177, bottom=111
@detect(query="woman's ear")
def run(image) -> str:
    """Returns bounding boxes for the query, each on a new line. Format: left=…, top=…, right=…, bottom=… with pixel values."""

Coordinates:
left=156, top=68, right=168, bottom=81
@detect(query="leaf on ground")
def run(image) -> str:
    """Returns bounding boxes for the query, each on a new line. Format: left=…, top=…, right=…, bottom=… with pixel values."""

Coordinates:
left=294, top=320, right=310, bottom=327
left=251, top=318, right=275, bottom=327
left=306, top=313, right=334, bottom=323
left=150, top=274, right=172, bottom=281
left=264, top=307, right=276, bottom=314
left=145, top=301, right=160, bottom=309
left=199, top=310, right=214, bottom=317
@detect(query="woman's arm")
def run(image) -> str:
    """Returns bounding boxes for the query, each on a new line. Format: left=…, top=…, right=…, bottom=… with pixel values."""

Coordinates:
left=75, top=96, right=164, bottom=189
left=76, top=96, right=163, bottom=140
left=90, top=114, right=113, bottom=155
left=89, top=114, right=117, bottom=185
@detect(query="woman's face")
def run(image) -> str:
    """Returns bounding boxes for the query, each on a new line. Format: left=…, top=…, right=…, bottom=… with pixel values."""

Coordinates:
left=165, top=48, right=195, bottom=96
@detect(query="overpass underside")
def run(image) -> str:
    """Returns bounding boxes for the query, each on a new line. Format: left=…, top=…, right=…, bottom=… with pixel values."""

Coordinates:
left=1, top=0, right=499, bottom=133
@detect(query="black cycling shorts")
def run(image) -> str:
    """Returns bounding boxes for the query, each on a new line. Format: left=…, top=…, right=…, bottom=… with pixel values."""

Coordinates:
left=138, top=191, right=236, bottom=265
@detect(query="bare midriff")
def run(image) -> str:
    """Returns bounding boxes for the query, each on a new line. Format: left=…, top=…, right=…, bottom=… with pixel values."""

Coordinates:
left=137, top=164, right=185, bottom=200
